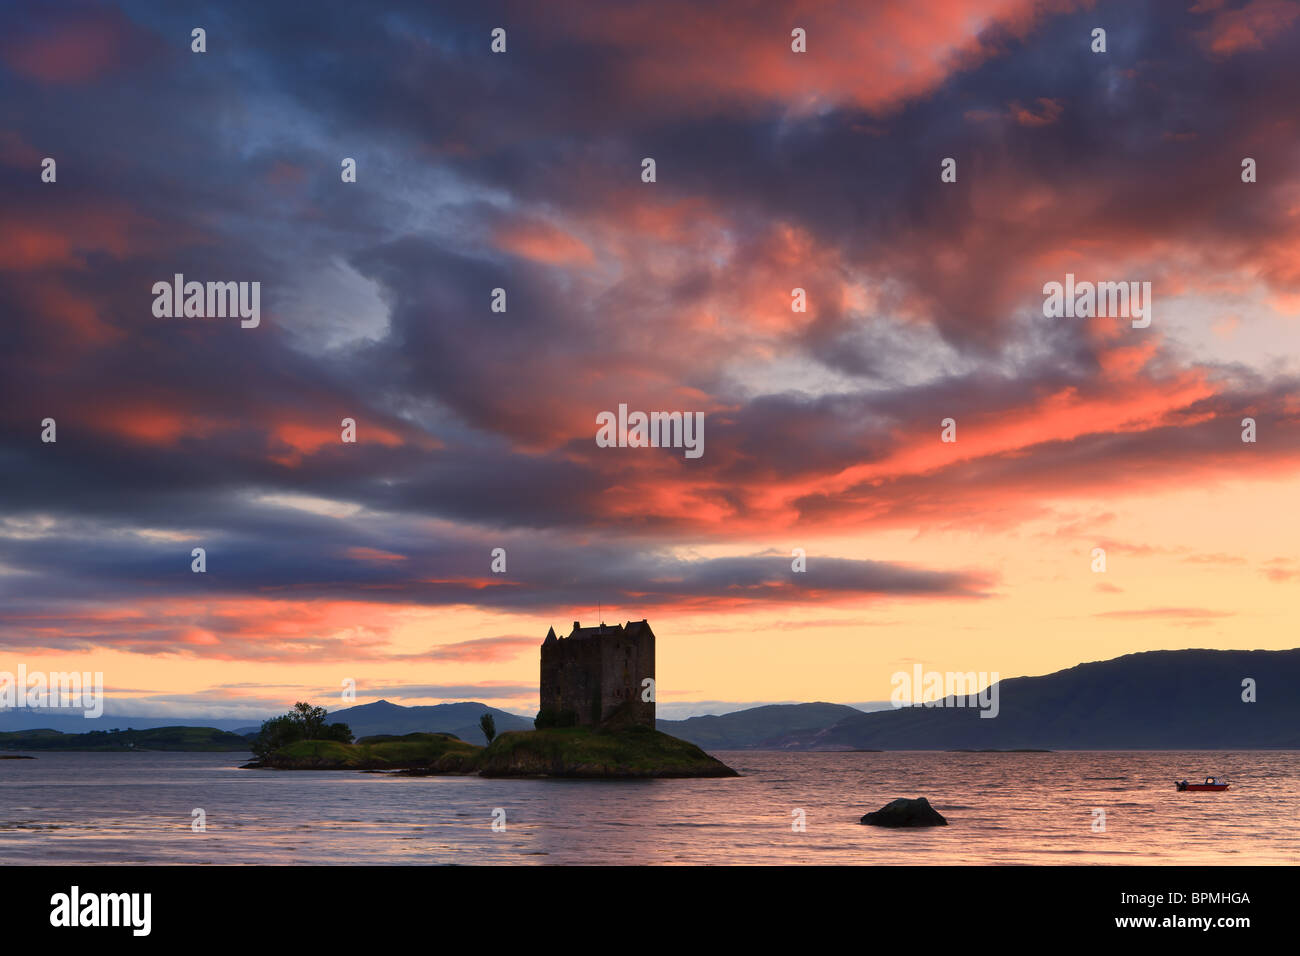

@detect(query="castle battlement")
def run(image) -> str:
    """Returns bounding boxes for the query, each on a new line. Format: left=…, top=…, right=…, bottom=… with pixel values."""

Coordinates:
left=537, top=619, right=655, bottom=728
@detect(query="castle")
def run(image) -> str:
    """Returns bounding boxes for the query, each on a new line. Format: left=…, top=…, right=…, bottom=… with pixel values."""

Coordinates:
left=537, top=620, right=655, bottom=728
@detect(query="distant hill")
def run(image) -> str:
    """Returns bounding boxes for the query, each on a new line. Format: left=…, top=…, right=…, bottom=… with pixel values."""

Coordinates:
left=324, top=700, right=533, bottom=744
left=657, top=702, right=866, bottom=749
left=0, top=701, right=532, bottom=744
left=764, top=649, right=1300, bottom=750
left=0, top=711, right=259, bottom=733
left=0, top=726, right=250, bottom=752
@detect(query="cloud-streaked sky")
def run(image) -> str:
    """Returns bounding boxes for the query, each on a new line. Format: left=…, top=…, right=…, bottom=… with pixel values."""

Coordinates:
left=2, top=0, right=1298, bottom=719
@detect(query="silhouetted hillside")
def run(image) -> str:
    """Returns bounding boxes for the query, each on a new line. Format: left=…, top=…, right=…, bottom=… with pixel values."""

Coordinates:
left=657, top=702, right=865, bottom=749
left=0, top=712, right=258, bottom=733
left=764, top=649, right=1300, bottom=750
left=324, top=700, right=533, bottom=744
left=0, top=726, right=250, bottom=751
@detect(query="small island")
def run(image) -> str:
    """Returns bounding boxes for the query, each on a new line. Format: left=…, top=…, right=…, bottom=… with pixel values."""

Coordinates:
left=244, top=619, right=738, bottom=778
left=476, top=725, right=736, bottom=778
left=246, top=731, right=480, bottom=772
left=245, top=725, right=735, bottom=778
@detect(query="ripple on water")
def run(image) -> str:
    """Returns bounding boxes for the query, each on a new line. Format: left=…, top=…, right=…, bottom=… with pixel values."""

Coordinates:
left=2, top=750, right=1298, bottom=864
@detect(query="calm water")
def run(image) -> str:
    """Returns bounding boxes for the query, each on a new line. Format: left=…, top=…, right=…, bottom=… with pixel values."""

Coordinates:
left=1, top=750, right=1296, bottom=864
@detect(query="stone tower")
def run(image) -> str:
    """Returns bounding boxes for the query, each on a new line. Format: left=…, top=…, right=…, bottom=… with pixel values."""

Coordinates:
left=537, top=620, right=655, bottom=728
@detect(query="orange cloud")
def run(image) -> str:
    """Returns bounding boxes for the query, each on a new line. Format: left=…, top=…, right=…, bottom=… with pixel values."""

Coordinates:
left=346, top=547, right=408, bottom=563
left=0, top=5, right=154, bottom=84
left=424, top=635, right=536, bottom=663
left=494, top=218, right=595, bottom=266
left=269, top=419, right=413, bottom=467
left=0, top=201, right=177, bottom=272
left=1197, top=0, right=1300, bottom=55
left=87, top=406, right=226, bottom=446
left=563, top=0, right=1081, bottom=114
left=0, top=222, right=75, bottom=271
left=1012, top=97, right=1065, bottom=127
left=0, top=597, right=403, bottom=662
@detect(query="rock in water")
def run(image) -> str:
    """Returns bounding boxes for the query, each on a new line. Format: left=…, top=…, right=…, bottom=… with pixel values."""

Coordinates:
left=860, top=797, right=948, bottom=827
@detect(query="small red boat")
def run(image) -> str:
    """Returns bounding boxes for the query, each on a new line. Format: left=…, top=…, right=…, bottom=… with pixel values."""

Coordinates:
left=1176, top=776, right=1229, bottom=792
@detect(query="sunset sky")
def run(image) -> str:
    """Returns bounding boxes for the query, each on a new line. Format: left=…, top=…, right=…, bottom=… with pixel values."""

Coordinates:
left=2, top=0, right=1298, bottom=722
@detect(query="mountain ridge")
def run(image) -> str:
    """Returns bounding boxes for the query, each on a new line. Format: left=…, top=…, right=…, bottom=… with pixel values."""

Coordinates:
left=323, top=700, right=534, bottom=745
left=656, top=702, right=867, bottom=749
left=763, top=648, right=1300, bottom=750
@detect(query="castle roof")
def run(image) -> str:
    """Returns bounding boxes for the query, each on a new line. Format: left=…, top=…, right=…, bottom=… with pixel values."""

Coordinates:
left=568, top=621, right=622, bottom=640
left=550, top=619, right=653, bottom=642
